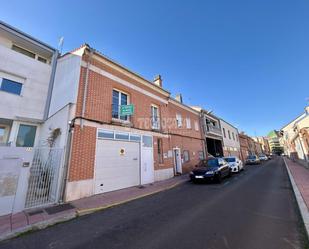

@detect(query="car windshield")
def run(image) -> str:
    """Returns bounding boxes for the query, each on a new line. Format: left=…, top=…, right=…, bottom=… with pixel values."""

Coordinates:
left=248, top=156, right=256, bottom=159
left=224, top=157, right=236, bottom=162
left=206, top=158, right=219, bottom=167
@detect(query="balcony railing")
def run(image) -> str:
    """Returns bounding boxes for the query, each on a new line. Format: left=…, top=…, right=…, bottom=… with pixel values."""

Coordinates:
left=206, top=125, right=222, bottom=136
left=151, top=116, right=160, bottom=130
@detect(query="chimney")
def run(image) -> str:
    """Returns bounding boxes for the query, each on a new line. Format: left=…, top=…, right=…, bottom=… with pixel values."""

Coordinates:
left=175, top=94, right=183, bottom=103
left=305, top=106, right=309, bottom=115
left=153, top=75, right=162, bottom=87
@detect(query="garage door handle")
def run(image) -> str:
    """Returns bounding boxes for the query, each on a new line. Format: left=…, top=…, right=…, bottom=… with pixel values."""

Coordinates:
left=133, top=158, right=138, bottom=160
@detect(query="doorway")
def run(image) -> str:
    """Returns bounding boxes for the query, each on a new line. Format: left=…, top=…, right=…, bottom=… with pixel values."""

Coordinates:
left=173, top=148, right=182, bottom=174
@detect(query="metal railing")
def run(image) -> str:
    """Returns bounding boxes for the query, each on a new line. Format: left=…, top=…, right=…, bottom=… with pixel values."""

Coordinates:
left=206, top=125, right=222, bottom=135
left=151, top=116, right=160, bottom=130
left=25, top=147, right=64, bottom=208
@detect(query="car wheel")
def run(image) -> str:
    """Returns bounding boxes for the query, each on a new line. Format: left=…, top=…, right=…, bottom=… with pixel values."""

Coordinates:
left=237, top=166, right=240, bottom=172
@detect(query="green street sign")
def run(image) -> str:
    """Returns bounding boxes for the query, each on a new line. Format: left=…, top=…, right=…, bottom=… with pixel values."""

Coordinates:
left=120, top=104, right=134, bottom=116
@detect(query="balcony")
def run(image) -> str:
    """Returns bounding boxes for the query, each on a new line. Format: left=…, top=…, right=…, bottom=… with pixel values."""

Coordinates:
left=151, top=116, right=160, bottom=131
left=206, top=124, right=222, bottom=136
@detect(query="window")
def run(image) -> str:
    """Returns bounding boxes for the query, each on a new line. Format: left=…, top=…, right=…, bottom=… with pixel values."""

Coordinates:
left=12, top=45, right=35, bottom=58
left=228, top=130, right=231, bottom=139
left=176, top=114, right=182, bottom=128
left=0, top=127, right=5, bottom=143
left=112, top=89, right=128, bottom=120
left=186, top=118, right=191, bottom=129
left=157, top=138, right=163, bottom=164
left=0, top=78, right=22, bottom=95
left=183, top=150, right=190, bottom=162
left=223, top=128, right=226, bottom=138
left=130, top=134, right=141, bottom=142
left=143, top=135, right=153, bottom=147
left=98, top=130, right=114, bottom=139
left=194, top=121, right=199, bottom=131
left=198, top=151, right=204, bottom=160
left=232, top=132, right=235, bottom=141
left=16, top=124, right=37, bottom=147
left=151, top=105, right=160, bottom=129
left=236, top=134, right=239, bottom=142
left=38, top=56, right=47, bottom=63
left=115, top=132, right=129, bottom=140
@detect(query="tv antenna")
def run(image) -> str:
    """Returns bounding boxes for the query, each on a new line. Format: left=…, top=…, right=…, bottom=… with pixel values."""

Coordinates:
left=58, top=37, right=64, bottom=54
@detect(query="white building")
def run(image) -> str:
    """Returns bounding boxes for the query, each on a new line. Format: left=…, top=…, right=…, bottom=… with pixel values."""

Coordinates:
left=0, top=21, right=63, bottom=216
left=219, top=119, right=241, bottom=158
left=0, top=21, right=58, bottom=147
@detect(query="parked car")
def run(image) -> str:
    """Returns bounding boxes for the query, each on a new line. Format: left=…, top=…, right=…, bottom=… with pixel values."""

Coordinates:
left=190, top=157, right=231, bottom=183
left=267, top=154, right=272, bottom=160
left=223, top=156, right=244, bottom=173
left=246, top=155, right=260, bottom=165
left=258, top=154, right=268, bottom=161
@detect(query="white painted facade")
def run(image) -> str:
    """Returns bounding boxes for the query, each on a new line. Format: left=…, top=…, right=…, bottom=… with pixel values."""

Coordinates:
left=0, top=24, right=56, bottom=147
left=48, top=54, right=82, bottom=117
left=220, top=119, right=240, bottom=154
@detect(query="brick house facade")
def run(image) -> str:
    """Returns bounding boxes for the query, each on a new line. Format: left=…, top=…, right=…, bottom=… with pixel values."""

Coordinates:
left=52, top=45, right=204, bottom=201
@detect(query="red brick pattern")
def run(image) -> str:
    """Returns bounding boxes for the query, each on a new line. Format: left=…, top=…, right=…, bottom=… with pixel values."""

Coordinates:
left=69, top=125, right=97, bottom=181
left=70, top=53, right=205, bottom=182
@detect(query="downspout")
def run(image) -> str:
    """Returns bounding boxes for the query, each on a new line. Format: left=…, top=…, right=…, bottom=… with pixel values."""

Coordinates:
left=81, top=48, right=94, bottom=129
left=200, top=112, right=207, bottom=159
left=58, top=104, right=74, bottom=202
left=43, top=50, right=59, bottom=120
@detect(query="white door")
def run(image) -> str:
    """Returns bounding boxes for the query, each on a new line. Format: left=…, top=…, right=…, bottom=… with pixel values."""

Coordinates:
left=141, top=135, right=154, bottom=184
left=174, top=148, right=182, bottom=174
left=95, top=139, right=140, bottom=194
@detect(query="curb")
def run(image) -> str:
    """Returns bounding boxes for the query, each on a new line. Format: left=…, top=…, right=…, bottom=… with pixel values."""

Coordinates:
left=0, top=212, right=76, bottom=242
left=77, top=179, right=186, bottom=216
left=0, top=177, right=187, bottom=242
left=283, top=158, right=309, bottom=238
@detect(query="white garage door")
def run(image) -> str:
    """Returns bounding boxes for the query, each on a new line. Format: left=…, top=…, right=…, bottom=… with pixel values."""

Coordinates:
left=95, top=139, right=140, bottom=194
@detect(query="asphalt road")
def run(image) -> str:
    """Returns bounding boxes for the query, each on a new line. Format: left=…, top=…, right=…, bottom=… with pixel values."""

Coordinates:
left=1, top=157, right=308, bottom=249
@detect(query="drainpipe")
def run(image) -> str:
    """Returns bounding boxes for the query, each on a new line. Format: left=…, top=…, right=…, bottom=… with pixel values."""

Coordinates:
left=200, top=113, right=207, bottom=159
left=43, top=50, right=59, bottom=120
left=58, top=104, right=74, bottom=203
left=81, top=47, right=94, bottom=129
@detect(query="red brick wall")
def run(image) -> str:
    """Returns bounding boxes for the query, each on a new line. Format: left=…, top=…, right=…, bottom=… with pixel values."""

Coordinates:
left=75, top=67, right=169, bottom=131
left=69, top=125, right=97, bottom=182
left=71, top=55, right=205, bottom=182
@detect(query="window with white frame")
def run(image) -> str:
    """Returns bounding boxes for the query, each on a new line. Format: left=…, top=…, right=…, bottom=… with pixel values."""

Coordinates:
left=183, top=150, right=190, bottom=162
left=186, top=118, right=191, bottom=129
left=112, top=89, right=128, bottom=121
left=16, top=124, right=37, bottom=147
left=0, top=77, right=22, bottom=95
left=223, top=128, right=226, bottom=138
left=176, top=114, right=182, bottom=128
left=232, top=132, right=235, bottom=141
left=151, top=105, right=160, bottom=129
left=194, top=121, right=199, bottom=131
left=228, top=130, right=231, bottom=139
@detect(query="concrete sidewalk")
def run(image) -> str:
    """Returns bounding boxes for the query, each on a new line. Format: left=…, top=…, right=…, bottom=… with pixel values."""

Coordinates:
left=0, top=175, right=188, bottom=241
left=284, top=157, right=309, bottom=237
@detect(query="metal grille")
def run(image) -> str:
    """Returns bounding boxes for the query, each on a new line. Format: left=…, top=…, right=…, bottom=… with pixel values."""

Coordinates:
left=25, top=147, right=64, bottom=208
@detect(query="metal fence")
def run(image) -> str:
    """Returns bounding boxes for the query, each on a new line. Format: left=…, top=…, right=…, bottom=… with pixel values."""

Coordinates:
left=25, top=147, right=64, bottom=208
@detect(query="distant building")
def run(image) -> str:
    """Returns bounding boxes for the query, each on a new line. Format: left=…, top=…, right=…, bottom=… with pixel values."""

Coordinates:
left=253, top=136, right=270, bottom=155
left=281, top=106, right=309, bottom=166
left=267, top=130, right=284, bottom=155
left=219, top=119, right=241, bottom=158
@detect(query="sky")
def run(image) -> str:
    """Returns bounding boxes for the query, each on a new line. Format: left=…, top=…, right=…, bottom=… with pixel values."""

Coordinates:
left=1, top=0, right=309, bottom=136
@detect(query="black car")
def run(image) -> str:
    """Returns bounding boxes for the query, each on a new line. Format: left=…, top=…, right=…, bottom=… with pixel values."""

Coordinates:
left=190, top=157, right=231, bottom=183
